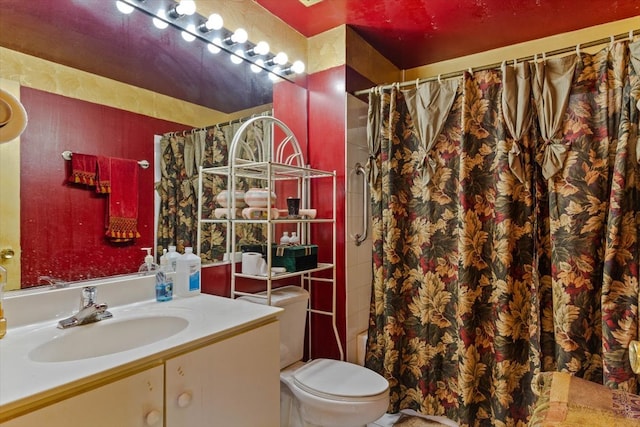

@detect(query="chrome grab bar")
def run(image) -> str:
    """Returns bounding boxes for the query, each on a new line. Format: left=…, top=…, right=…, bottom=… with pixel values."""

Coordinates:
left=354, top=163, right=369, bottom=246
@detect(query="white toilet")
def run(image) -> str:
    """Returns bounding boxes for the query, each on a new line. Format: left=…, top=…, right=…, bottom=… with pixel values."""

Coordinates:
left=240, top=286, right=389, bottom=427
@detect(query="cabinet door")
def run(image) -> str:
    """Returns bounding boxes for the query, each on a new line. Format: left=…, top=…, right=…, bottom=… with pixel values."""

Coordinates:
left=4, top=365, right=164, bottom=427
left=165, top=321, right=280, bottom=427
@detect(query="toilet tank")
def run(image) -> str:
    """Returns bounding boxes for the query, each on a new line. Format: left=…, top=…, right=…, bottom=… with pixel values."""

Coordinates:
left=238, top=285, right=309, bottom=369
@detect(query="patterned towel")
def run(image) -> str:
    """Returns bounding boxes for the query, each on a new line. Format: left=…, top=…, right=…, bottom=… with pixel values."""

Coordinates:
left=104, top=157, right=140, bottom=242
left=68, top=153, right=97, bottom=185
left=530, top=372, right=640, bottom=426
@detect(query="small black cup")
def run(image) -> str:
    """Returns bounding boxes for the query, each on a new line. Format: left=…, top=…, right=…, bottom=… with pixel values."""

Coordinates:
left=287, top=197, right=300, bottom=218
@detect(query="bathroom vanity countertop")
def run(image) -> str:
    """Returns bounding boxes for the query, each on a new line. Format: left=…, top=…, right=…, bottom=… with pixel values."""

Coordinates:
left=0, top=286, right=282, bottom=418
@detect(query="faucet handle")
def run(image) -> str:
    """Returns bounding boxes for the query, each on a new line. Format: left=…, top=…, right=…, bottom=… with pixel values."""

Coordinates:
left=81, top=286, right=97, bottom=308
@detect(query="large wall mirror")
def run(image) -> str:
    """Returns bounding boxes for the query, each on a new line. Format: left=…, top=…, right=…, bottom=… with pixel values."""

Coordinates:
left=0, top=0, right=308, bottom=290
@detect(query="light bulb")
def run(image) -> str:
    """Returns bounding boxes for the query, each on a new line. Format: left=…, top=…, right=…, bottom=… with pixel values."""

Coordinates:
left=230, top=28, right=248, bottom=44
left=251, top=41, right=270, bottom=56
left=116, top=1, right=134, bottom=14
left=181, top=24, right=196, bottom=42
left=208, top=38, right=222, bottom=54
left=273, top=52, right=288, bottom=65
left=291, top=60, right=305, bottom=74
left=250, top=59, right=265, bottom=73
left=202, top=13, right=223, bottom=31
left=153, top=9, right=169, bottom=29
left=175, top=0, right=196, bottom=16
left=269, top=66, right=282, bottom=81
left=230, top=49, right=245, bottom=65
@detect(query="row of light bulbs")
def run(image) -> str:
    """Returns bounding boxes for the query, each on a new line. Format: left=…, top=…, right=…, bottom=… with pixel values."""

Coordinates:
left=115, top=0, right=306, bottom=79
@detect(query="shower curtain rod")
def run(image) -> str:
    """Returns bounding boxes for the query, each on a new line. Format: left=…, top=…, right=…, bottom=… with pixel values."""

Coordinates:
left=353, top=29, right=639, bottom=96
left=164, top=110, right=273, bottom=137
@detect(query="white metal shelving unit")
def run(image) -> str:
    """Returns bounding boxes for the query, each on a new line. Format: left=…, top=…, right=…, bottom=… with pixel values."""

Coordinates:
left=196, top=116, right=342, bottom=360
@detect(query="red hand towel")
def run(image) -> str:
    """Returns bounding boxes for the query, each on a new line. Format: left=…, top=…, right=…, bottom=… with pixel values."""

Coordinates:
left=68, top=153, right=97, bottom=186
left=105, top=157, right=140, bottom=242
left=95, top=155, right=111, bottom=194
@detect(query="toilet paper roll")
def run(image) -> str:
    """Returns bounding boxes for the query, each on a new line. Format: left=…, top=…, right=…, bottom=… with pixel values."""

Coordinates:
left=242, top=252, right=264, bottom=275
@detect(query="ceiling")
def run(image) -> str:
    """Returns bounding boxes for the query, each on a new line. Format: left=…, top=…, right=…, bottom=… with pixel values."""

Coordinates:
left=256, top=0, right=640, bottom=70
left=0, top=0, right=637, bottom=113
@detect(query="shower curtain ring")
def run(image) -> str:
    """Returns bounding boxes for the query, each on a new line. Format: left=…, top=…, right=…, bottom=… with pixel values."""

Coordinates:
left=576, top=43, right=581, bottom=56
left=415, top=78, right=420, bottom=88
left=437, top=74, right=442, bottom=84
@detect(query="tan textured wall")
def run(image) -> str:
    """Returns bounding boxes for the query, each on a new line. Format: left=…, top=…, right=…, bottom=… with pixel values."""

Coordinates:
left=346, top=27, right=401, bottom=85
left=307, top=25, right=346, bottom=74
left=0, top=47, right=231, bottom=128
left=197, top=0, right=307, bottom=67
left=404, top=16, right=640, bottom=81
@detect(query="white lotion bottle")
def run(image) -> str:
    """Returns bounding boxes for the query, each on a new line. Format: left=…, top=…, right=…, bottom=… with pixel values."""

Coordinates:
left=280, top=231, right=290, bottom=245
left=175, top=247, right=201, bottom=297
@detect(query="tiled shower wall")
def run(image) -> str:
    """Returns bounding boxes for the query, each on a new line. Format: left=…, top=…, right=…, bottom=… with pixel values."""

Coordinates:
left=345, top=94, right=372, bottom=363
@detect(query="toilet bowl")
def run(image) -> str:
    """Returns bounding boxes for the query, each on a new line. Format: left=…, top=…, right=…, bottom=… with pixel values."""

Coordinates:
left=280, top=359, right=389, bottom=427
left=238, top=286, right=389, bottom=427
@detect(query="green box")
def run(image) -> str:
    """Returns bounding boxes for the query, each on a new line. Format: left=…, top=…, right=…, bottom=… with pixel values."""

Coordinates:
left=271, top=244, right=318, bottom=272
left=240, top=244, right=319, bottom=272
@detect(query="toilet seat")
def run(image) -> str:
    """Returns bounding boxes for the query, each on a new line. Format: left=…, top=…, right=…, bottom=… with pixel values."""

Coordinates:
left=292, top=358, right=389, bottom=402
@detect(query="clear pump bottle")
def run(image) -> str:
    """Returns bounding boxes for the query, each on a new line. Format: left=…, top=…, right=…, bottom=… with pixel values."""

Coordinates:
left=138, top=247, right=159, bottom=273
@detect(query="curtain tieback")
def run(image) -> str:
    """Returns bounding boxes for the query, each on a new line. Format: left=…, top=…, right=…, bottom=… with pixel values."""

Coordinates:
left=420, top=154, right=437, bottom=184
left=508, top=141, right=525, bottom=183
left=367, top=154, right=379, bottom=184
left=541, top=139, right=568, bottom=180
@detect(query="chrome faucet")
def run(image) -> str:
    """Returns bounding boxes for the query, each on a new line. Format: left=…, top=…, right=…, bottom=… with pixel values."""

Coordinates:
left=57, top=286, right=113, bottom=329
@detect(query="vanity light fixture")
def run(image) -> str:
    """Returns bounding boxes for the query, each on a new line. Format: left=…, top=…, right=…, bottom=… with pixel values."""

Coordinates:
left=250, top=58, right=265, bottom=73
left=115, top=0, right=134, bottom=14
left=181, top=24, right=197, bottom=42
left=198, top=13, right=223, bottom=33
left=268, top=66, right=282, bottom=81
left=282, top=60, right=306, bottom=75
left=207, top=38, right=222, bottom=54
left=168, top=0, right=196, bottom=19
left=152, top=8, right=169, bottom=29
left=230, top=49, right=245, bottom=65
left=113, top=0, right=306, bottom=80
left=266, top=52, right=289, bottom=67
left=246, top=41, right=270, bottom=57
left=223, top=28, right=249, bottom=46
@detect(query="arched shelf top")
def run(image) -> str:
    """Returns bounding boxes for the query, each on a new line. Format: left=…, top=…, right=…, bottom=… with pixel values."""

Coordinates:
left=228, top=116, right=305, bottom=168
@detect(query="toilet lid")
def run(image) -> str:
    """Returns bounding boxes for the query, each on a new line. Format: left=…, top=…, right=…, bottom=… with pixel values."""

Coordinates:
left=293, top=359, right=389, bottom=400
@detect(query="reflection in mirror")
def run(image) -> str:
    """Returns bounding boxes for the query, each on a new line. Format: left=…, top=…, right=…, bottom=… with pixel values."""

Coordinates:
left=0, top=0, right=307, bottom=290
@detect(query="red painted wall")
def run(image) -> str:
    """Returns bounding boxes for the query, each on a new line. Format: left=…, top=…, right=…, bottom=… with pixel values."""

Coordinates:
left=307, top=66, right=347, bottom=360
left=20, top=88, right=189, bottom=286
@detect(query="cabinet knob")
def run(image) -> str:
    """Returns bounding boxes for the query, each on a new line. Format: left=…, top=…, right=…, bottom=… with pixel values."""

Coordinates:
left=145, top=409, right=161, bottom=426
left=177, top=391, right=192, bottom=408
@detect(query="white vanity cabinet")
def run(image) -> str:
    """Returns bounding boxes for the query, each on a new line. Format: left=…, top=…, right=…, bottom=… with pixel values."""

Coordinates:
left=2, top=321, right=280, bottom=427
left=165, top=321, right=280, bottom=426
left=3, top=365, right=164, bottom=427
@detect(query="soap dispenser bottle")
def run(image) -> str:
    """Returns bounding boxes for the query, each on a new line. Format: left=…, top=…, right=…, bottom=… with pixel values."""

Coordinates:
left=138, top=247, right=159, bottom=273
left=156, top=249, right=173, bottom=302
left=0, top=266, right=6, bottom=339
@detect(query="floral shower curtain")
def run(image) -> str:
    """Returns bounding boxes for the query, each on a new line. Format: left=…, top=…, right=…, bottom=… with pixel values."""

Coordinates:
left=365, top=40, right=640, bottom=426
left=156, top=116, right=271, bottom=262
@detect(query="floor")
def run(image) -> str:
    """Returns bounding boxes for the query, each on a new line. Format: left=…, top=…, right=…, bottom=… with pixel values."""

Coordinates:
left=368, top=411, right=460, bottom=427
left=368, top=412, right=403, bottom=426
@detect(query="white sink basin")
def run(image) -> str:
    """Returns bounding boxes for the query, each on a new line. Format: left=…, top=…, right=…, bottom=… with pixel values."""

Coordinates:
left=29, top=315, right=189, bottom=363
